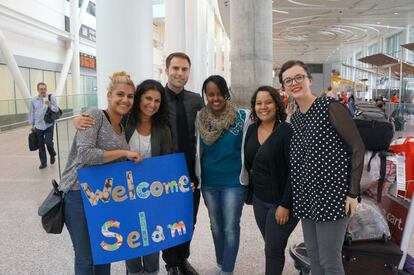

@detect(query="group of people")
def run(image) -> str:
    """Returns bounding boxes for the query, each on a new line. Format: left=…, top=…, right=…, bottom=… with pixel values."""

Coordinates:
left=51, top=53, right=364, bottom=275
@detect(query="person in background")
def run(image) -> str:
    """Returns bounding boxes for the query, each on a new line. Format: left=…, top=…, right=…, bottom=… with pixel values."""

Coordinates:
left=279, top=60, right=365, bottom=275
left=326, top=86, right=334, bottom=98
left=195, top=75, right=251, bottom=275
left=60, top=71, right=141, bottom=275
left=348, top=93, right=356, bottom=116
left=28, top=82, right=58, bottom=169
left=391, top=93, right=399, bottom=103
left=244, top=86, right=298, bottom=275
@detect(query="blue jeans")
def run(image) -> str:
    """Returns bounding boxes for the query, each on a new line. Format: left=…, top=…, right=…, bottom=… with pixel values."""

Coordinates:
left=64, top=191, right=111, bottom=275
left=35, top=125, right=56, bottom=165
left=201, top=185, right=247, bottom=273
left=126, top=252, right=159, bottom=275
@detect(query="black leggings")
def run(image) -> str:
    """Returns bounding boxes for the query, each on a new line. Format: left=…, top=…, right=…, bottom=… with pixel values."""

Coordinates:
left=253, top=196, right=299, bottom=275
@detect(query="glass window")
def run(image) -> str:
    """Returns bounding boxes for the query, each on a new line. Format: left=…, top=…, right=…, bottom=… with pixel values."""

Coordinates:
left=67, top=74, right=73, bottom=95
left=0, top=64, right=14, bottom=101
left=44, top=71, right=56, bottom=94
left=409, top=26, right=414, bottom=42
left=355, top=51, right=363, bottom=80
left=368, top=43, right=378, bottom=55
left=79, top=0, right=96, bottom=16
left=13, top=67, right=30, bottom=99
left=30, top=69, right=43, bottom=95
left=385, top=32, right=403, bottom=58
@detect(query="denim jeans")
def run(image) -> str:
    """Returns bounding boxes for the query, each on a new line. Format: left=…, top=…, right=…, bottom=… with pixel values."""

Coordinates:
left=64, top=191, right=111, bottom=275
left=201, top=185, right=247, bottom=273
left=126, top=252, right=159, bottom=275
left=253, top=196, right=299, bottom=275
left=35, top=125, right=56, bottom=165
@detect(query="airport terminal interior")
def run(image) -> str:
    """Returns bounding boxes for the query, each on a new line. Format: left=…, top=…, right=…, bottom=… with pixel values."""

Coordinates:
left=0, top=0, right=414, bottom=274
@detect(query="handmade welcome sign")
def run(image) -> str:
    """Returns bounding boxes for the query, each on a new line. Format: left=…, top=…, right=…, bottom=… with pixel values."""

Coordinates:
left=77, top=153, right=193, bottom=264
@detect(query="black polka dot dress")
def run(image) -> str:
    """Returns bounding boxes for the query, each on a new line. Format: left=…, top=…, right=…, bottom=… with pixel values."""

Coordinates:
left=290, top=97, right=350, bottom=223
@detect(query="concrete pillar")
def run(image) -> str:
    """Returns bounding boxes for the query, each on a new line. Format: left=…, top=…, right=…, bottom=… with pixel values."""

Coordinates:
left=96, top=0, right=153, bottom=109
left=55, top=42, right=74, bottom=96
left=185, top=0, right=198, bottom=93
left=70, top=0, right=80, bottom=97
left=207, top=5, right=215, bottom=76
left=223, top=36, right=231, bottom=87
left=197, top=0, right=208, bottom=95
left=165, top=0, right=186, bottom=55
left=215, top=28, right=224, bottom=75
left=230, top=0, right=273, bottom=105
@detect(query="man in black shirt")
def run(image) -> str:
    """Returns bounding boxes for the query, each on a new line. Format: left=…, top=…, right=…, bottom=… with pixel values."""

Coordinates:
left=163, top=52, right=204, bottom=275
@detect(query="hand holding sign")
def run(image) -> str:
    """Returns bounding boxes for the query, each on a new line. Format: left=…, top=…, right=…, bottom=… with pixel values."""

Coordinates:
left=77, top=153, right=193, bottom=264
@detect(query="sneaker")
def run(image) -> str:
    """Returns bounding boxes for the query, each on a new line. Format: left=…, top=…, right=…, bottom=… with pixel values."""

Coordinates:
left=179, top=260, right=199, bottom=275
left=50, top=155, right=55, bottom=165
left=167, top=266, right=181, bottom=275
left=39, top=164, right=47, bottom=169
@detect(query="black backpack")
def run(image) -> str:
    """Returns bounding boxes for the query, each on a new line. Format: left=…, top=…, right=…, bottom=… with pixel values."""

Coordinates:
left=353, top=103, right=394, bottom=151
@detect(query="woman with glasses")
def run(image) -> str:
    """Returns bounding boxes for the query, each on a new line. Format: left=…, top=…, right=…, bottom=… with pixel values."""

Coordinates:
left=278, top=60, right=365, bottom=275
left=244, top=86, right=298, bottom=275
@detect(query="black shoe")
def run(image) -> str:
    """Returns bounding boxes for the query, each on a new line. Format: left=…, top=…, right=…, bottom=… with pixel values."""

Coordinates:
left=179, top=260, right=199, bottom=275
left=50, top=155, right=55, bottom=165
left=167, top=266, right=181, bottom=275
left=39, top=164, right=47, bottom=169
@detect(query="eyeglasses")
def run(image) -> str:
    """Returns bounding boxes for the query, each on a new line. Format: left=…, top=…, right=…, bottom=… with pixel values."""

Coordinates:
left=282, top=74, right=307, bottom=87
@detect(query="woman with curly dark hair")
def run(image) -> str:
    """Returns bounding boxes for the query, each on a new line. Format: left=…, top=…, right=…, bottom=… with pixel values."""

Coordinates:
left=244, top=86, right=299, bottom=275
left=123, top=79, right=172, bottom=275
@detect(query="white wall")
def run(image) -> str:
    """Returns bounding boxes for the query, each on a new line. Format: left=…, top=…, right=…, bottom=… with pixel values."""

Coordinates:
left=1, top=0, right=66, bottom=30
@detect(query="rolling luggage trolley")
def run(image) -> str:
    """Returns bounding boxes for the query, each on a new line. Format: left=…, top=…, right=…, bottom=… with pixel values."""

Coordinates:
left=289, top=193, right=414, bottom=275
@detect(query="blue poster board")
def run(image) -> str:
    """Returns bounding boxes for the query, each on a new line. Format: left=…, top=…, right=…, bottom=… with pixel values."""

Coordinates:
left=77, top=153, right=193, bottom=264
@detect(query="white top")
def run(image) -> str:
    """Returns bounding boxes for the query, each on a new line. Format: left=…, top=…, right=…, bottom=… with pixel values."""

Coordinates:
left=129, top=130, right=152, bottom=159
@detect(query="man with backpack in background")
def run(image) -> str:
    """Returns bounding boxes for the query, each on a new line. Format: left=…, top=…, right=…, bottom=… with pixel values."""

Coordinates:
left=28, top=82, right=58, bottom=169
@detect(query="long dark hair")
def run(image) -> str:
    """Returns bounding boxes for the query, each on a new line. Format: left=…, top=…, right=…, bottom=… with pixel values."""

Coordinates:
left=201, top=75, right=231, bottom=102
left=129, top=79, right=169, bottom=127
left=250, top=86, right=287, bottom=125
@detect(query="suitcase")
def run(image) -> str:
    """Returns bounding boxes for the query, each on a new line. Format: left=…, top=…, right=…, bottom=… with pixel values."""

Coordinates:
left=342, top=241, right=402, bottom=275
left=290, top=241, right=403, bottom=275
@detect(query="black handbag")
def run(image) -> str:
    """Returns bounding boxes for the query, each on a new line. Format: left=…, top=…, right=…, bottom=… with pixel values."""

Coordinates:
left=28, top=131, right=38, bottom=151
left=38, top=179, right=64, bottom=234
left=44, top=94, right=63, bottom=123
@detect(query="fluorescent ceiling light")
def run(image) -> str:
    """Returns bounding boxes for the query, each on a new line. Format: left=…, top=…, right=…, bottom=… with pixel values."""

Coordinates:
left=288, top=0, right=326, bottom=7
left=273, top=9, right=289, bottom=14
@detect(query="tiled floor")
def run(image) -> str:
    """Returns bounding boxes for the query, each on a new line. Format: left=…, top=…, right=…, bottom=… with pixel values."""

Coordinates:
left=0, top=125, right=412, bottom=275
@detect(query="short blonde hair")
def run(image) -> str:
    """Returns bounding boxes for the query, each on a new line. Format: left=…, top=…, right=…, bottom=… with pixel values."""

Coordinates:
left=107, top=71, right=135, bottom=93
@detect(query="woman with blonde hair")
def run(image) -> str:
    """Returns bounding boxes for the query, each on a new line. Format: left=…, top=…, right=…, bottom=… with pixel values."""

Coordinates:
left=60, top=71, right=141, bottom=275
left=74, top=78, right=173, bottom=275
